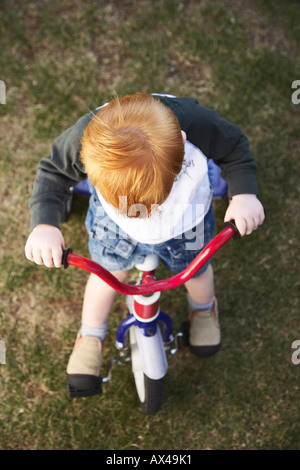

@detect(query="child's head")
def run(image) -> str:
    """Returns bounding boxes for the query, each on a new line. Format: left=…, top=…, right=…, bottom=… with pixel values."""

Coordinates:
left=80, top=93, right=184, bottom=217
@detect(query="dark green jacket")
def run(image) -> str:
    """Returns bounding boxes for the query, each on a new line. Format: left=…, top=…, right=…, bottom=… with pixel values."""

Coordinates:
left=29, top=95, right=258, bottom=231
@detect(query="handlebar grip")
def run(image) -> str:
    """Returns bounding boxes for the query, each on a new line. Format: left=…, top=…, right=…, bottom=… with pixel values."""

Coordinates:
left=224, top=220, right=240, bottom=239
left=62, top=247, right=72, bottom=269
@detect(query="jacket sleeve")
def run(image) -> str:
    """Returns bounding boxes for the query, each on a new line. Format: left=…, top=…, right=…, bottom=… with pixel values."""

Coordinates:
left=200, top=107, right=258, bottom=198
left=172, top=98, right=259, bottom=198
left=29, top=111, right=94, bottom=231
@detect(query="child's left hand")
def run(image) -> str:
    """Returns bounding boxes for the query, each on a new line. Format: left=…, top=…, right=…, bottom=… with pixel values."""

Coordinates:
left=224, top=194, right=265, bottom=236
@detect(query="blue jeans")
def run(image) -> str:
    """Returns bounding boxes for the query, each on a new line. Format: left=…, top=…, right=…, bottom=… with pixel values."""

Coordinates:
left=85, top=188, right=215, bottom=277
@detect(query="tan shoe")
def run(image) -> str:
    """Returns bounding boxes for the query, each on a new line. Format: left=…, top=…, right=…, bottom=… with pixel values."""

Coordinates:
left=66, top=331, right=103, bottom=397
left=189, top=297, right=221, bottom=357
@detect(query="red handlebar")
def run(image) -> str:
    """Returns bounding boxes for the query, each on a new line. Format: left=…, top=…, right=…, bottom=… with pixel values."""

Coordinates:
left=63, top=224, right=238, bottom=295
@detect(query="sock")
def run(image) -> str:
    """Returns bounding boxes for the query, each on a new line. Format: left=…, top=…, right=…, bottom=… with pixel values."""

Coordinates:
left=81, top=321, right=108, bottom=341
left=188, top=296, right=214, bottom=312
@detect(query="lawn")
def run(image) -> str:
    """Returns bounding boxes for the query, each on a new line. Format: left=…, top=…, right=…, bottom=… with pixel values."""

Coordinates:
left=0, top=0, right=299, bottom=450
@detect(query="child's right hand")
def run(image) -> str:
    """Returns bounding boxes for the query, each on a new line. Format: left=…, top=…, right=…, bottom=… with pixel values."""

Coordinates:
left=25, top=225, right=65, bottom=268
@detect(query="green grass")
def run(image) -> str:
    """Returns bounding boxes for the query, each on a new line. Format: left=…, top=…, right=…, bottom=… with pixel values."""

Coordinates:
left=0, top=0, right=299, bottom=450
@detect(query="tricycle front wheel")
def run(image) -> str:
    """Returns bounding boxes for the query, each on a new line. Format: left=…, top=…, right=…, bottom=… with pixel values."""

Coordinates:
left=129, top=326, right=163, bottom=414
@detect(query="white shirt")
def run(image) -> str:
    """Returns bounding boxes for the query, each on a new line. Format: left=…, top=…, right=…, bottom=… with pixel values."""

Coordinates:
left=96, top=140, right=212, bottom=244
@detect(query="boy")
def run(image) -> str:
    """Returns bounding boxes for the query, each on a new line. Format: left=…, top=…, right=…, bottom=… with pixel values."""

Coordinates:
left=25, top=93, right=264, bottom=397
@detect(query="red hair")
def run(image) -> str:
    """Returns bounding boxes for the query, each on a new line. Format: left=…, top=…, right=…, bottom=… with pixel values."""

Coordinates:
left=80, top=93, right=184, bottom=217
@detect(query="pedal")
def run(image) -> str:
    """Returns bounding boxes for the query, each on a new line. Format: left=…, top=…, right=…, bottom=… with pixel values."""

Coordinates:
left=102, top=351, right=131, bottom=383
left=180, top=321, right=190, bottom=346
left=165, top=328, right=190, bottom=355
left=102, top=357, right=118, bottom=383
